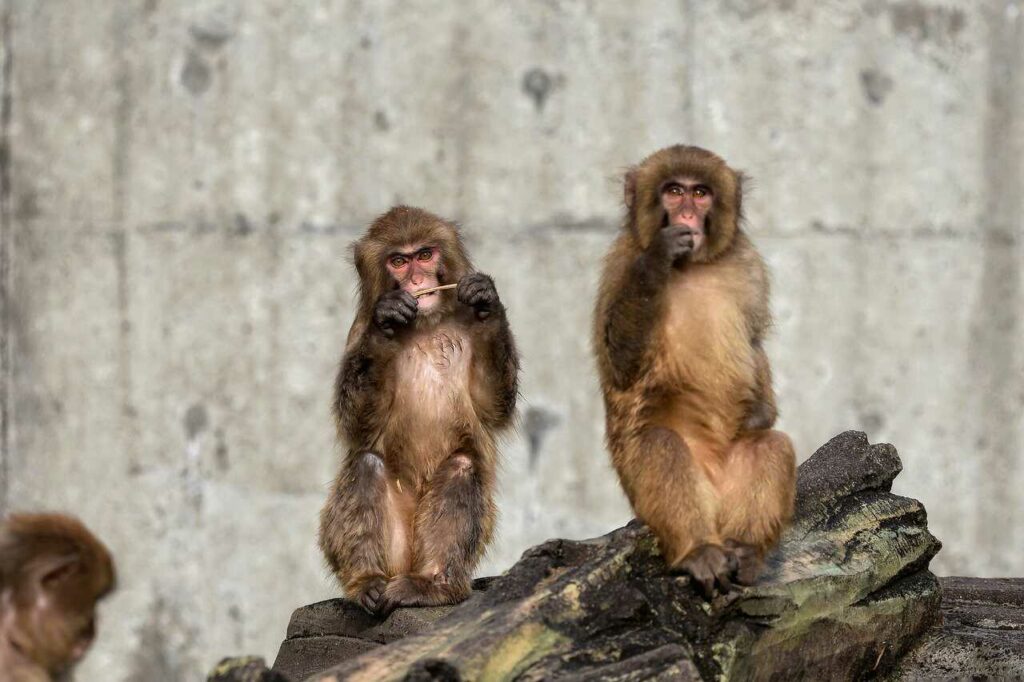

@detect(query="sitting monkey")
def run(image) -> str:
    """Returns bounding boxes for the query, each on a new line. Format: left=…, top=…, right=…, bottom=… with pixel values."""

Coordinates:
left=320, top=206, right=519, bottom=616
left=594, top=146, right=796, bottom=596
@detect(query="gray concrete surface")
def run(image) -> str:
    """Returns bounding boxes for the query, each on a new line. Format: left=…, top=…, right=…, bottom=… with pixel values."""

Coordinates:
left=0, top=1, right=1020, bottom=679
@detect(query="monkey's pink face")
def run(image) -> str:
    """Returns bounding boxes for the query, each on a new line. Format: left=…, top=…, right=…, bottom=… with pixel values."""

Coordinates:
left=386, top=245, right=443, bottom=311
left=661, top=176, right=713, bottom=254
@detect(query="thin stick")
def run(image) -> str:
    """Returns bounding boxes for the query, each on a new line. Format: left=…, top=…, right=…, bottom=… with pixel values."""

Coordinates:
left=413, top=283, right=458, bottom=298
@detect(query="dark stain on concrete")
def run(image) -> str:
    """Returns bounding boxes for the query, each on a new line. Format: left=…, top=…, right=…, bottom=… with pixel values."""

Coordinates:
left=215, top=428, right=229, bottom=472
left=524, top=406, right=561, bottom=471
left=181, top=49, right=212, bottom=95
left=234, top=212, right=252, bottom=236
left=522, top=67, right=557, bottom=112
left=190, top=24, right=233, bottom=50
left=374, top=110, right=390, bottom=132
left=189, top=6, right=237, bottom=50
left=860, top=68, right=894, bottom=105
left=126, top=597, right=196, bottom=682
left=184, top=404, right=209, bottom=440
left=889, top=2, right=966, bottom=44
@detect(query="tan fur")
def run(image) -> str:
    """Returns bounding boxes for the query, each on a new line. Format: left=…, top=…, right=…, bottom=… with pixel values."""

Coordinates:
left=595, top=146, right=795, bottom=573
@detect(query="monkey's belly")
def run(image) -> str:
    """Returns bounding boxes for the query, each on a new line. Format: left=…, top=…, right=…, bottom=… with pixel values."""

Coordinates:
left=384, top=330, right=474, bottom=478
left=655, top=286, right=756, bottom=446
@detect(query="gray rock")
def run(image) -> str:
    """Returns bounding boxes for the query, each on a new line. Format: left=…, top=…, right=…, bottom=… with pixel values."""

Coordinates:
left=262, top=431, right=945, bottom=681
left=891, top=577, right=1024, bottom=679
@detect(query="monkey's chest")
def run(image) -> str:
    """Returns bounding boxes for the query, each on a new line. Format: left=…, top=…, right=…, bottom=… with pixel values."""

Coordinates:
left=659, top=278, right=756, bottom=399
left=390, top=330, right=473, bottom=442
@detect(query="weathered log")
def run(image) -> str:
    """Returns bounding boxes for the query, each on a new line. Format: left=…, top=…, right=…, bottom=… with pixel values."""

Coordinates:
left=891, top=577, right=1024, bottom=679
left=262, top=431, right=943, bottom=681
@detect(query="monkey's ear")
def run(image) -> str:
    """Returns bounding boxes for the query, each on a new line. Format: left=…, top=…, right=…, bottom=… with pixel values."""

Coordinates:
left=624, top=169, right=637, bottom=209
left=38, top=554, right=81, bottom=588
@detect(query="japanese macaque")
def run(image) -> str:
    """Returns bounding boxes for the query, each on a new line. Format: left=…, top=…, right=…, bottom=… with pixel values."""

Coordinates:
left=319, top=206, right=519, bottom=616
left=593, top=145, right=796, bottom=597
left=0, top=513, right=116, bottom=681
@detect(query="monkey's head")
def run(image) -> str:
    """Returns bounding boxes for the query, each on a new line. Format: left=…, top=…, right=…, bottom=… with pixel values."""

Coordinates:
left=624, top=145, right=743, bottom=263
left=353, top=206, right=473, bottom=324
left=0, top=513, right=116, bottom=676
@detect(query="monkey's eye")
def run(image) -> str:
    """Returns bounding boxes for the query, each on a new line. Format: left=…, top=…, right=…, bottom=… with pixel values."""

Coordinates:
left=416, top=248, right=434, bottom=262
left=694, top=186, right=711, bottom=198
left=389, top=255, right=408, bottom=268
left=666, top=184, right=684, bottom=196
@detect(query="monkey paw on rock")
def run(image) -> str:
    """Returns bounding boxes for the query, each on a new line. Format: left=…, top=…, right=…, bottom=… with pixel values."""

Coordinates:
left=672, top=541, right=762, bottom=599
left=354, top=575, right=397, bottom=618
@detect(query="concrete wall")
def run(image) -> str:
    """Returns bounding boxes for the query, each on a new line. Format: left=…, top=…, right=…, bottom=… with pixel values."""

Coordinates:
left=0, top=0, right=1020, bottom=678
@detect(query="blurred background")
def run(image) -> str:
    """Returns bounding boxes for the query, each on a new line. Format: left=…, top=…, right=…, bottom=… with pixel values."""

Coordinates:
left=0, top=0, right=1021, bottom=678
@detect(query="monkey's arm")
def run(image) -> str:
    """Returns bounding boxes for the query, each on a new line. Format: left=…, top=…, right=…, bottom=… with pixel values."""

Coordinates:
left=739, top=244, right=777, bottom=432
left=459, top=273, right=520, bottom=427
left=741, top=342, right=778, bottom=432
left=333, top=329, right=399, bottom=444
left=600, top=246, right=674, bottom=390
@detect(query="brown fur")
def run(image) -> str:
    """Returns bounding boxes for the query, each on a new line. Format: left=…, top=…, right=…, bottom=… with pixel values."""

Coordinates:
left=0, top=513, right=115, bottom=681
left=595, top=146, right=795, bottom=590
left=320, top=206, right=518, bottom=615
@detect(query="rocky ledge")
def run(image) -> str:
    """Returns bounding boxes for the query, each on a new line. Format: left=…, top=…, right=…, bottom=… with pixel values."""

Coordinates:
left=209, top=432, right=1020, bottom=680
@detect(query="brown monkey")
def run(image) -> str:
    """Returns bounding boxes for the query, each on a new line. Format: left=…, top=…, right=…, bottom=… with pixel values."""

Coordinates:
left=319, top=206, right=519, bottom=616
left=0, top=513, right=116, bottom=681
left=594, top=145, right=796, bottom=597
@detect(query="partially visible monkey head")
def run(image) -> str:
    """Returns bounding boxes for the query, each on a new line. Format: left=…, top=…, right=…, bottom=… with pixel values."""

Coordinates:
left=353, top=206, right=473, bottom=323
left=624, top=145, right=744, bottom=263
left=0, top=513, right=116, bottom=678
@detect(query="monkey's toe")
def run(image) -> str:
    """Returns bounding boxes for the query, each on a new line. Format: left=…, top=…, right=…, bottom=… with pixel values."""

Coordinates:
left=357, top=577, right=393, bottom=617
left=723, top=540, right=764, bottom=585
left=673, top=544, right=735, bottom=599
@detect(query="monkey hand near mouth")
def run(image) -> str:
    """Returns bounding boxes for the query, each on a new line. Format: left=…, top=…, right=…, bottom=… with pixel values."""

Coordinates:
left=373, top=289, right=418, bottom=337
left=457, top=273, right=500, bottom=320
left=651, top=225, right=696, bottom=267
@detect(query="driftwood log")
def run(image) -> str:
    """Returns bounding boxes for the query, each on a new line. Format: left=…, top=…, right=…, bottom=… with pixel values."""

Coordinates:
left=208, top=432, right=1023, bottom=680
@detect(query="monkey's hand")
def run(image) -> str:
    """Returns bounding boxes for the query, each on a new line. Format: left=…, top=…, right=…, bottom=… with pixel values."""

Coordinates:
left=373, top=290, right=418, bottom=337
left=650, top=225, right=696, bottom=267
left=741, top=400, right=777, bottom=432
left=457, top=273, right=500, bottom=320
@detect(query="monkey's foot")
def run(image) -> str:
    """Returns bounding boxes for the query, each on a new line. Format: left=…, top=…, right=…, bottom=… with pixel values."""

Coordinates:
left=384, top=573, right=470, bottom=608
left=723, top=539, right=764, bottom=586
left=672, top=544, right=736, bottom=599
left=352, top=576, right=396, bottom=617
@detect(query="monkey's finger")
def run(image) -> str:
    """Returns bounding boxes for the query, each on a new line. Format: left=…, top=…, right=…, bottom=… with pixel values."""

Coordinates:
left=375, top=597, right=398, bottom=619
left=465, top=284, right=497, bottom=305
left=393, top=304, right=417, bottom=321
left=456, top=279, right=478, bottom=303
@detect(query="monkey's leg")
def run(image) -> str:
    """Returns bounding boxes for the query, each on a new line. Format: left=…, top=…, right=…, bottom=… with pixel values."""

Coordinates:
left=617, top=427, right=731, bottom=597
left=716, top=430, right=796, bottom=584
left=384, top=452, right=494, bottom=608
left=319, top=452, right=414, bottom=615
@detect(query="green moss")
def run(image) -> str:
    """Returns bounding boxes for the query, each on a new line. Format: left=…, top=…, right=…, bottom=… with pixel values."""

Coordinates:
left=477, top=622, right=569, bottom=682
